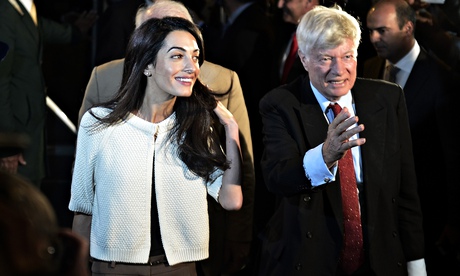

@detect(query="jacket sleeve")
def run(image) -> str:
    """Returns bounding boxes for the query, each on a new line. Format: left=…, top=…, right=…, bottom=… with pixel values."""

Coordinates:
left=223, top=70, right=255, bottom=243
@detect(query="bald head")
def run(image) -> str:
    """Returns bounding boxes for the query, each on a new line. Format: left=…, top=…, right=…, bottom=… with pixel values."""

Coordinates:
left=135, top=0, right=193, bottom=28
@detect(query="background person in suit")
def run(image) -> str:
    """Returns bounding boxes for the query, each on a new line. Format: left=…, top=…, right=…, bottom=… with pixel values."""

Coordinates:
left=257, top=5, right=426, bottom=275
left=77, top=1, right=255, bottom=275
left=0, top=0, right=97, bottom=187
left=273, top=0, right=319, bottom=86
left=364, top=0, right=460, bottom=274
left=405, top=0, right=460, bottom=72
left=201, top=2, right=276, bottom=260
left=93, top=0, right=145, bottom=66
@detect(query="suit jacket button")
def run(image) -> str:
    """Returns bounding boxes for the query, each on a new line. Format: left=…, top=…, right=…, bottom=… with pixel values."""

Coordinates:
left=393, top=231, right=398, bottom=237
left=306, top=232, right=312, bottom=238
left=303, top=196, right=311, bottom=202
left=295, top=263, right=302, bottom=270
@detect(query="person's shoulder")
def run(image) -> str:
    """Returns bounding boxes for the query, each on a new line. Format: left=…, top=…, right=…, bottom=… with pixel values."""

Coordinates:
left=419, top=48, right=452, bottom=74
left=355, top=77, right=400, bottom=90
left=0, top=1, right=21, bottom=23
left=352, top=77, right=403, bottom=97
left=200, top=60, right=234, bottom=94
left=201, top=60, right=232, bottom=74
left=96, top=58, right=125, bottom=73
left=0, top=0, right=16, bottom=12
left=81, top=106, right=109, bottom=125
left=261, top=76, right=305, bottom=105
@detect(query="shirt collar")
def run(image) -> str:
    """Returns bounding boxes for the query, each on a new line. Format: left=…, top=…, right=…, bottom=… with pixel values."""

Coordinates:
left=310, top=82, right=354, bottom=114
left=387, top=40, right=420, bottom=74
left=18, top=0, right=33, bottom=13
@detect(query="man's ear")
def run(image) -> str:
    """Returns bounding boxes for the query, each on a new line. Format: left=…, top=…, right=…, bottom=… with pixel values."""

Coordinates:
left=298, top=50, right=309, bottom=72
left=404, top=21, right=414, bottom=35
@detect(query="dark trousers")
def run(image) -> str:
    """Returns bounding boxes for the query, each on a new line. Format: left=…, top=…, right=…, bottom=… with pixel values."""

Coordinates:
left=92, top=255, right=197, bottom=276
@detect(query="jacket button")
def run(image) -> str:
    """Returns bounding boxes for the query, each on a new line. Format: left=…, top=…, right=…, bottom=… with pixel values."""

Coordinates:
left=393, top=231, right=398, bottom=237
left=295, top=263, right=302, bottom=270
left=306, top=232, right=312, bottom=238
left=303, top=196, right=311, bottom=202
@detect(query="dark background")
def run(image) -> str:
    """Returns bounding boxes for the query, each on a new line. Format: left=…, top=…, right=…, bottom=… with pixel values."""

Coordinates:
left=38, top=0, right=97, bottom=228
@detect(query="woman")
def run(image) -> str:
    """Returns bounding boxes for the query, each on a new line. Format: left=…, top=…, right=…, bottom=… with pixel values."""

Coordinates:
left=69, top=17, right=243, bottom=275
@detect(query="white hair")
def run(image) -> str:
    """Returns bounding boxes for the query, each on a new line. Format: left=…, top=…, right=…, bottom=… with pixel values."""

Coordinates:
left=135, top=0, right=193, bottom=28
left=296, top=5, right=361, bottom=61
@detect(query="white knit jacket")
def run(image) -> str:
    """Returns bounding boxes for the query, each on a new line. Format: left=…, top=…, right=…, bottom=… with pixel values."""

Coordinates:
left=69, top=107, right=223, bottom=265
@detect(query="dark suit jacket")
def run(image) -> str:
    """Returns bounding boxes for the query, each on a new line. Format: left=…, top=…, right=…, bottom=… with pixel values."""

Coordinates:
left=364, top=49, right=460, bottom=272
left=94, top=0, right=144, bottom=66
left=273, top=30, right=307, bottom=87
left=203, top=2, right=276, bottom=146
left=203, top=2, right=278, bottom=237
left=258, top=75, right=424, bottom=275
left=0, top=0, right=76, bottom=184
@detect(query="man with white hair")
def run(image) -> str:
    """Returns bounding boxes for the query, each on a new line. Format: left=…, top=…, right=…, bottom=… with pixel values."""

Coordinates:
left=258, top=5, right=426, bottom=275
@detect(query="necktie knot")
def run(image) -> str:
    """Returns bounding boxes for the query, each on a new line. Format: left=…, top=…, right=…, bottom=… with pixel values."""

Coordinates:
left=329, top=103, right=342, bottom=117
left=386, top=63, right=400, bottom=83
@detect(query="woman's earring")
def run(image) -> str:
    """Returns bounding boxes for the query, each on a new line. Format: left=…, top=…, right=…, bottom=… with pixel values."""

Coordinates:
left=144, top=70, right=152, bottom=77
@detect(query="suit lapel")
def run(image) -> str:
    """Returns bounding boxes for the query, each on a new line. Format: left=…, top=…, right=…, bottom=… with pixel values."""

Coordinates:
left=294, top=78, right=344, bottom=225
left=9, top=0, right=39, bottom=41
left=296, top=77, right=329, bottom=149
left=402, top=49, right=427, bottom=107
left=352, top=79, right=388, bottom=241
left=8, top=0, right=23, bottom=15
left=363, top=57, right=385, bottom=79
left=353, top=81, right=386, bottom=182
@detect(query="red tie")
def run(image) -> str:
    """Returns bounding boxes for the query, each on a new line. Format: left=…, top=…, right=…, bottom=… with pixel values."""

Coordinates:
left=281, top=33, right=298, bottom=84
left=330, top=103, right=364, bottom=275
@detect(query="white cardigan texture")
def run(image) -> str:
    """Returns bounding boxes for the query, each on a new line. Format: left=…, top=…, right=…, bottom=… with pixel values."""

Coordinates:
left=69, top=107, right=223, bottom=265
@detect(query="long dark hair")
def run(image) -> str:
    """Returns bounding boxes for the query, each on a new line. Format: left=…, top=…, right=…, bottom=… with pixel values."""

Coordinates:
left=89, top=17, right=229, bottom=180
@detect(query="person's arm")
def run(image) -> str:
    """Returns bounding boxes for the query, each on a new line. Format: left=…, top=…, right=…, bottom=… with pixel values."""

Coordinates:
left=69, top=112, right=100, bottom=235
left=213, top=101, right=243, bottom=211
left=78, top=66, right=99, bottom=128
left=215, top=70, right=254, bottom=274
left=393, top=87, right=426, bottom=270
left=0, top=10, right=27, bottom=173
left=72, top=212, right=91, bottom=242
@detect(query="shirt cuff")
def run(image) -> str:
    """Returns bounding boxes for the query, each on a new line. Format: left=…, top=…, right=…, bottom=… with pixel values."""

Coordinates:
left=207, top=170, right=223, bottom=202
left=303, top=143, right=336, bottom=187
left=407, top=258, right=427, bottom=276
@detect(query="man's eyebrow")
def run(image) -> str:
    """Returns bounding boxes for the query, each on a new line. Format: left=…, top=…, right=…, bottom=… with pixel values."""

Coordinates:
left=368, top=26, right=387, bottom=31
